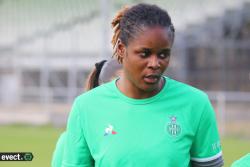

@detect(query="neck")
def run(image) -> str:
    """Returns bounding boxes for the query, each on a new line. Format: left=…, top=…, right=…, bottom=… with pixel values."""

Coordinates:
left=116, top=77, right=164, bottom=99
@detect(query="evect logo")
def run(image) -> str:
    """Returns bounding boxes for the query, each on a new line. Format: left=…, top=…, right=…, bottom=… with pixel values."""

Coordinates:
left=0, top=152, right=33, bottom=161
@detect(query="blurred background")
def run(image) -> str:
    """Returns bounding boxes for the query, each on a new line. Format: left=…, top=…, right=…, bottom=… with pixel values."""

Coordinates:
left=0, top=0, right=249, bottom=166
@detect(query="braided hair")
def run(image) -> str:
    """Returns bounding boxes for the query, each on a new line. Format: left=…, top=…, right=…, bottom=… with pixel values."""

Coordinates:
left=111, top=3, right=175, bottom=63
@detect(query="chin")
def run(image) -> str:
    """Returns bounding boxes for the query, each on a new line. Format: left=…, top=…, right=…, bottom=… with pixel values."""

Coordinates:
left=140, top=83, right=159, bottom=92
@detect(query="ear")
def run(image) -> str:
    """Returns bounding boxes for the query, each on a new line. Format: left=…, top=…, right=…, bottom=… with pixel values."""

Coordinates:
left=116, top=39, right=126, bottom=60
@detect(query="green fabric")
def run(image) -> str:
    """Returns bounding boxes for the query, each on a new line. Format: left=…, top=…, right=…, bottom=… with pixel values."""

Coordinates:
left=62, top=77, right=222, bottom=167
left=231, top=153, right=250, bottom=167
left=52, top=132, right=66, bottom=167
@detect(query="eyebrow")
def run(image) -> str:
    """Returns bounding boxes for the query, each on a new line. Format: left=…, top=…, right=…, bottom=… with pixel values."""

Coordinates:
left=138, top=47, right=170, bottom=51
left=159, top=48, right=171, bottom=52
left=134, top=48, right=150, bottom=52
left=134, top=47, right=171, bottom=54
left=158, top=49, right=171, bottom=55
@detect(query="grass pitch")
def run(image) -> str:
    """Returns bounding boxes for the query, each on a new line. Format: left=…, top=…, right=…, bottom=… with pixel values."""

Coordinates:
left=0, top=125, right=63, bottom=167
left=0, top=125, right=249, bottom=167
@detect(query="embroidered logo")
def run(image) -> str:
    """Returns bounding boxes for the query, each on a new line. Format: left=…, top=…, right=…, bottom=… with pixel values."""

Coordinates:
left=104, top=124, right=117, bottom=136
left=166, top=116, right=181, bottom=137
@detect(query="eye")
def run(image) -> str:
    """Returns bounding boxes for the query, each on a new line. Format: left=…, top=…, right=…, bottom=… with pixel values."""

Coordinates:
left=139, top=49, right=151, bottom=58
left=158, top=50, right=171, bottom=59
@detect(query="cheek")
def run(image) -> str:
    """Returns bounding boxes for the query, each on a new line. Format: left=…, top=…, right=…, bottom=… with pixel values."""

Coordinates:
left=124, top=57, right=145, bottom=80
left=160, top=58, right=170, bottom=70
left=165, top=58, right=170, bottom=66
left=125, top=52, right=144, bottom=71
left=127, top=63, right=142, bottom=75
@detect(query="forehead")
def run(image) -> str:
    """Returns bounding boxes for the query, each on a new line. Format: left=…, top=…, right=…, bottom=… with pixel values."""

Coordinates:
left=127, top=26, right=172, bottom=49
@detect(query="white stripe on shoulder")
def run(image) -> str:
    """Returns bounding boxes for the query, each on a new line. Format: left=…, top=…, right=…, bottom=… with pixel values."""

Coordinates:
left=191, top=151, right=223, bottom=162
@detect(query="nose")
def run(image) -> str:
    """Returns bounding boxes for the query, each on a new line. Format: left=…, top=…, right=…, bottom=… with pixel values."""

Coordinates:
left=148, top=55, right=160, bottom=70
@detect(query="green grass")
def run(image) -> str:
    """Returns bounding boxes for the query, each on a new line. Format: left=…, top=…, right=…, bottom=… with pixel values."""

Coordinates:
left=222, top=136, right=250, bottom=167
left=0, top=125, right=64, bottom=167
left=0, top=125, right=249, bottom=167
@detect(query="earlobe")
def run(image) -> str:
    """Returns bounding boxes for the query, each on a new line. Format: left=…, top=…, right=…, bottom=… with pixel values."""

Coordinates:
left=117, top=39, right=125, bottom=57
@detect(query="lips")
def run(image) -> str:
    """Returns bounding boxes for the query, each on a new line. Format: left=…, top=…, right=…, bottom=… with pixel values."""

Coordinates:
left=144, top=74, right=161, bottom=84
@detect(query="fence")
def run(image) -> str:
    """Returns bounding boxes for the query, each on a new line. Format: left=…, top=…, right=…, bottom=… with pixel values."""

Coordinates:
left=208, top=91, right=250, bottom=137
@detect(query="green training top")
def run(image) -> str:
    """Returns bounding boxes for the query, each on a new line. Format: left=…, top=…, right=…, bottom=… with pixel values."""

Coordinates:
left=62, top=77, right=223, bottom=167
left=231, top=153, right=250, bottom=167
left=52, top=132, right=66, bottom=167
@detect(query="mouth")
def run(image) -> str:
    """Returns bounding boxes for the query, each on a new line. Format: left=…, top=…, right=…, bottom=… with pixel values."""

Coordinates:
left=143, top=74, right=161, bottom=84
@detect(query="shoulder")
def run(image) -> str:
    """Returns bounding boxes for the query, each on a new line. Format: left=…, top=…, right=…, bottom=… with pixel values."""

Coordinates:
left=166, top=77, right=209, bottom=103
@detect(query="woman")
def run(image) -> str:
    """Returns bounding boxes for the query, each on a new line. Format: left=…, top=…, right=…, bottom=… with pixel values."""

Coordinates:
left=62, top=3, right=223, bottom=167
left=51, top=59, right=122, bottom=167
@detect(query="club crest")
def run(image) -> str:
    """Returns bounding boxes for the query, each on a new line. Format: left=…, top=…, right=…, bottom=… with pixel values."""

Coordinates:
left=166, top=116, right=181, bottom=137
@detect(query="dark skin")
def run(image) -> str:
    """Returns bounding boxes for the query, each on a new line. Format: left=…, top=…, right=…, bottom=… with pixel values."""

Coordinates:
left=116, top=26, right=173, bottom=99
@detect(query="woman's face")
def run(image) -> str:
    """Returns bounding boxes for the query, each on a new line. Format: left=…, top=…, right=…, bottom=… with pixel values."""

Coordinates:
left=119, top=26, right=173, bottom=93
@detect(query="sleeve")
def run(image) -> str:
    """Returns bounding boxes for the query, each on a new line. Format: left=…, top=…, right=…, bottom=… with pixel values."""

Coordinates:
left=62, top=99, right=94, bottom=167
left=51, top=132, right=66, bottom=167
left=190, top=97, right=224, bottom=167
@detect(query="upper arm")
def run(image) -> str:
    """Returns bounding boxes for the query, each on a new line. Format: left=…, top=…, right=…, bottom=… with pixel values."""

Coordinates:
left=190, top=98, right=224, bottom=167
left=51, top=132, right=67, bottom=167
left=62, top=100, right=94, bottom=167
